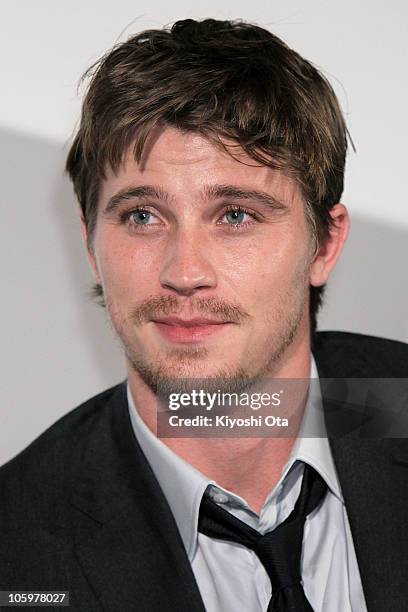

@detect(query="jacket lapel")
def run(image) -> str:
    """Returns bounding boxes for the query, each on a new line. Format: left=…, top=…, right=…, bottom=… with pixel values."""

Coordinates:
left=314, top=337, right=408, bottom=612
left=70, top=383, right=205, bottom=612
left=328, top=438, right=408, bottom=611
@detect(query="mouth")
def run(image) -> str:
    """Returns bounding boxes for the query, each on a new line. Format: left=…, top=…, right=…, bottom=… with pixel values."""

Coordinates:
left=151, top=316, right=233, bottom=344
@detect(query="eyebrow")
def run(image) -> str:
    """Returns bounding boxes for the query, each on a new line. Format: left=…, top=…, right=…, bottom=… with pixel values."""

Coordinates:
left=202, top=184, right=288, bottom=212
left=104, top=185, right=172, bottom=214
left=103, top=183, right=288, bottom=215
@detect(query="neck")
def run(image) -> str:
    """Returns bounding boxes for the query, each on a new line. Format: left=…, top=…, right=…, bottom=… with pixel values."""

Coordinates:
left=128, top=341, right=311, bottom=515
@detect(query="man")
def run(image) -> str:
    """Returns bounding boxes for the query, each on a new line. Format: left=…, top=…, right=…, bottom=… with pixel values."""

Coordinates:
left=1, top=18, right=407, bottom=612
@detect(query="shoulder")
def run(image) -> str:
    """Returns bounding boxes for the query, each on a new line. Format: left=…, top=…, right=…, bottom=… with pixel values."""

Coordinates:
left=0, top=382, right=125, bottom=514
left=0, top=382, right=129, bottom=587
left=312, top=330, right=408, bottom=377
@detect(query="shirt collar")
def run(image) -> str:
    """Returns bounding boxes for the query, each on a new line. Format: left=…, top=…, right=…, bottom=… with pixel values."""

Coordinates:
left=127, top=355, right=344, bottom=561
left=127, top=385, right=211, bottom=560
left=289, top=357, right=344, bottom=504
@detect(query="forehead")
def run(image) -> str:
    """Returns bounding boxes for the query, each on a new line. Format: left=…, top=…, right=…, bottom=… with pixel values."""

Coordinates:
left=99, top=126, right=300, bottom=205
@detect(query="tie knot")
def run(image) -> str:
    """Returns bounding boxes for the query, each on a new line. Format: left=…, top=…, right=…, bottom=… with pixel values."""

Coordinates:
left=198, top=463, right=327, bottom=612
left=294, top=463, right=328, bottom=518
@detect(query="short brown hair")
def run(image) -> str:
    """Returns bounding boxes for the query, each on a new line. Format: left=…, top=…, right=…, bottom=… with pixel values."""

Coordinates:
left=66, top=18, right=349, bottom=333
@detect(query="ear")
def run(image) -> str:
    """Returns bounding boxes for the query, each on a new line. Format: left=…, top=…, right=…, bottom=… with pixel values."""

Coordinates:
left=309, top=204, right=350, bottom=287
left=79, top=209, right=101, bottom=282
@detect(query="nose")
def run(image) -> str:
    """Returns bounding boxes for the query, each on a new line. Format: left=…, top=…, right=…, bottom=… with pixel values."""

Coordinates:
left=159, top=228, right=217, bottom=296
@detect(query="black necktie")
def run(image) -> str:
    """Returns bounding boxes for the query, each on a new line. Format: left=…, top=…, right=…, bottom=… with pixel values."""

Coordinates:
left=198, top=463, right=327, bottom=612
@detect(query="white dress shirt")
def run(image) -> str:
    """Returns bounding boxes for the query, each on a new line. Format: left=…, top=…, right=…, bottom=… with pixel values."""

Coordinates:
left=127, top=358, right=368, bottom=612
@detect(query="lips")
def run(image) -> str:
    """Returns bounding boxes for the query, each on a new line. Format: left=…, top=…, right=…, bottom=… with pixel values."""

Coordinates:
left=152, top=316, right=227, bottom=327
left=151, top=315, right=232, bottom=343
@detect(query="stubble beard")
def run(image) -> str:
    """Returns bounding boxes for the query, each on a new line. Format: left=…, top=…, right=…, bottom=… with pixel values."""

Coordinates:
left=106, top=267, right=309, bottom=400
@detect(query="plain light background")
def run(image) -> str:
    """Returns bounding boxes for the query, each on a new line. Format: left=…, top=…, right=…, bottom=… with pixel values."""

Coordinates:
left=1, top=0, right=407, bottom=466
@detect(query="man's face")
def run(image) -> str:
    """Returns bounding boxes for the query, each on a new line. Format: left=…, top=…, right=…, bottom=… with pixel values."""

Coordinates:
left=87, top=127, right=316, bottom=392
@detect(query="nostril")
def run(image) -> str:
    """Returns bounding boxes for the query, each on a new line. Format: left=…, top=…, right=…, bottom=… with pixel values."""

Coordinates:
left=159, top=263, right=217, bottom=295
left=160, top=280, right=213, bottom=296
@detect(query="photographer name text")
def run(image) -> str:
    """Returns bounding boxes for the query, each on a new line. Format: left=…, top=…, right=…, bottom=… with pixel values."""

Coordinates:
left=166, top=414, right=289, bottom=428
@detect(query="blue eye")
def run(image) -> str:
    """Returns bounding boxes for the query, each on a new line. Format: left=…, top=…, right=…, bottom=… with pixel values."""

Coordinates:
left=225, top=210, right=246, bottom=224
left=130, top=210, right=152, bottom=225
left=222, top=207, right=256, bottom=226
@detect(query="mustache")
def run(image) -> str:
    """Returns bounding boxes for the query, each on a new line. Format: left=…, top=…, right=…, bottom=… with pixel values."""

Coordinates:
left=129, top=295, right=250, bottom=326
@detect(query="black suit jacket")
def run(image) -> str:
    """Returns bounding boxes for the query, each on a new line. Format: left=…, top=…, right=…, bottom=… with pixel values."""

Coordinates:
left=1, top=331, right=408, bottom=611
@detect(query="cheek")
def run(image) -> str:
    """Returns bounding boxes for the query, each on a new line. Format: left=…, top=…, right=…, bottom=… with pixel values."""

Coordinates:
left=94, top=229, right=154, bottom=298
left=249, top=250, right=309, bottom=324
left=222, top=232, right=305, bottom=292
